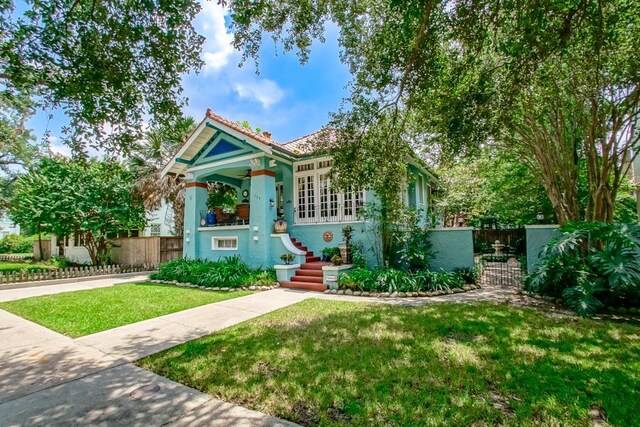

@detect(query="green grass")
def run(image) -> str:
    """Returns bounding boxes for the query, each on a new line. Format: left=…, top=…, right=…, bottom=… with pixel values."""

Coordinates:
left=0, top=260, right=48, bottom=273
left=0, top=282, right=252, bottom=337
left=139, top=300, right=640, bottom=426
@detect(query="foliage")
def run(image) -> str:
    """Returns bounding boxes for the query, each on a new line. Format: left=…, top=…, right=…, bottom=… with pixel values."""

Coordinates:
left=151, top=257, right=273, bottom=288
left=1, top=0, right=204, bottom=153
left=321, top=246, right=341, bottom=262
left=331, top=255, right=343, bottom=266
left=207, top=182, right=237, bottom=211
left=0, top=282, right=250, bottom=337
left=359, top=202, right=432, bottom=267
left=9, top=157, right=146, bottom=264
left=340, top=267, right=467, bottom=293
left=248, top=269, right=277, bottom=286
left=349, top=241, right=366, bottom=268
left=222, top=0, right=640, bottom=225
left=279, top=253, right=294, bottom=265
left=0, top=234, right=36, bottom=254
left=435, top=148, right=557, bottom=227
left=129, top=116, right=197, bottom=236
left=526, top=222, right=640, bottom=315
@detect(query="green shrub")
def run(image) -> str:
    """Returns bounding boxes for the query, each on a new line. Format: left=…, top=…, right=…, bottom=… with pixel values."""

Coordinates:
left=0, top=234, right=36, bottom=254
left=152, top=257, right=276, bottom=289
left=453, top=267, right=479, bottom=285
left=248, top=269, right=277, bottom=286
left=526, top=222, right=640, bottom=316
left=340, top=267, right=465, bottom=293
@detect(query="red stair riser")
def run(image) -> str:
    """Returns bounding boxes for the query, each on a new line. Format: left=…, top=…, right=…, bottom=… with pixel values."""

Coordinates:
left=291, top=276, right=324, bottom=283
left=296, top=270, right=323, bottom=277
left=279, top=281, right=328, bottom=292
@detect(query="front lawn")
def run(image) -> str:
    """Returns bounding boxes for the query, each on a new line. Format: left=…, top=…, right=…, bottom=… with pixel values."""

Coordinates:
left=0, top=282, right=252, bottom=337
left=139, top=300, right=640, bottom=426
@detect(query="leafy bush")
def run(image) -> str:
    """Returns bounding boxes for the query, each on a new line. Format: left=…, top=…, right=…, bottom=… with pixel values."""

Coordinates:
left=349, top=241, right=367, bottom=268
left=340, top=267, right=467, bottom=293
left=248, top=269, right=277, bottom=286
left=151, top=256, right=271, bottom=288
left=0, top=234, right=37, bottom=254
left=453, top=267, right=479, bottom=285
left=526, top=222, right=640, bottom=316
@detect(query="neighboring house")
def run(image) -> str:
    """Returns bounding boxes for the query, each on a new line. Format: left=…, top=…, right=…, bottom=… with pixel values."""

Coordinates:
left=143, top=201, right=175, bottom=237
left=162, top=108, right=437, bottom=289
left=0, top=213, right=20, bottom=239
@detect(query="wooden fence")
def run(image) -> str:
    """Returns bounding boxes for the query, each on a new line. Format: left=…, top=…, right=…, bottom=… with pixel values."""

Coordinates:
left=111, top=237, right=183, bottom=265
left=0, top=264, right=158, bottom=285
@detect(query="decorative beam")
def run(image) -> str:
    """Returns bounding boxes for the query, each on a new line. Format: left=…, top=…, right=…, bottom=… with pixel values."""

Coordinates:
left=250, top=169, right=276, bottom=177
left=185, top=182, right=208, bottom=189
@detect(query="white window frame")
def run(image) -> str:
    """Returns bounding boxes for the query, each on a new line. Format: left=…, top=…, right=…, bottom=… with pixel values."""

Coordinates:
left=293, top=157, right=365, bottom=224
left=149, top=223, right=161, bottom=237
left=212, top=236, right=238, bottom=251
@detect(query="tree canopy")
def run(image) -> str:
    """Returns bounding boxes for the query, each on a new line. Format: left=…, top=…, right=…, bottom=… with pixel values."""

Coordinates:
left=1, top=0, right=204, bottom=153
left=10, top=157, right=146, bottom=264
left=221, top=0, right=640, bottom=224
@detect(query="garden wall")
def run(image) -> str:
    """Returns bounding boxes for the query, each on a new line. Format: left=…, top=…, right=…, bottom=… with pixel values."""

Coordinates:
left=428, top=227, right=474, bottom=272
left=525, top=225, right=560, bottom=273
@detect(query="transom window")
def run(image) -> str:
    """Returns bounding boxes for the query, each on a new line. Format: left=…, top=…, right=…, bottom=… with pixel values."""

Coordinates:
left=294, top=158, right=364, bottom=224
left=212, top=237, right=238, bottom=250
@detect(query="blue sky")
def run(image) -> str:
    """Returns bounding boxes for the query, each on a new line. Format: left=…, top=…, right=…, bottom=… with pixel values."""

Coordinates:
left=28, top=1, right=350, bottom=155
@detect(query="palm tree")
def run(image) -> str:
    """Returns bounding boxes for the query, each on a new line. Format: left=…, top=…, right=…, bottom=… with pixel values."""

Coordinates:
left=130, top=116, right=197, bottom=236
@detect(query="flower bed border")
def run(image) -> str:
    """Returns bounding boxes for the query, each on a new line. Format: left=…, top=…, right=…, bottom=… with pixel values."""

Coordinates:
left=150, top=279, right=279, bottom=292
left=324, top=284, right=481, bottom=298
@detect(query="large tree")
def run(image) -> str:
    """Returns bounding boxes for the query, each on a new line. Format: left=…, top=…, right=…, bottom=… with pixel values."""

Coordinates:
left=10, top=157, right=146, bottom=264
left=1, top=0, right=204, bottom=153
left=129, top=116, right=197, bottom=236
left=221, top=0, right=640, bottom=224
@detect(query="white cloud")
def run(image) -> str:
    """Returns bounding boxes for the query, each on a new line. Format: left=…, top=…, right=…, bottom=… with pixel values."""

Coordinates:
left=197, top=1, right=235, bottom=73
left=233, top=79, right=285, bottom=109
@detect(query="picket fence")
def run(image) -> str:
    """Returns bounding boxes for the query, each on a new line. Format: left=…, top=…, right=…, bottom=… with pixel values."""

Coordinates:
left=0, top=264, right=159, bottom=285
left=0, top=254, right=31, bottom=262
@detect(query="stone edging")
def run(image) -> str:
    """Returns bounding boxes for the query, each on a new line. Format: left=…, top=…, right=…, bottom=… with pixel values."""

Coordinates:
left=324, top=284, right=481, bottom=298
left=150, top=279, right=279, bottom=292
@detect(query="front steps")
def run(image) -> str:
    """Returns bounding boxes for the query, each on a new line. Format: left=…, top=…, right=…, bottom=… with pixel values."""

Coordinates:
left=278, top=238, right=329, bottom=292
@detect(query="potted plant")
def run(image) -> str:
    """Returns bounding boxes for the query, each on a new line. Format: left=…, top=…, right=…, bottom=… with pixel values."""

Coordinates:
left=274, top=215, right=287, bottom=233
left=331, top=255, right=343, bottom=266
left=321, top=247, right=340, bottom=262
left=280, top=253, right=295, bottom=265
left=340, top=225, right=354, bottom=263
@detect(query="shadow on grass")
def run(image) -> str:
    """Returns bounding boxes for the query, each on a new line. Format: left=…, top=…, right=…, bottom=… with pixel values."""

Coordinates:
left=139, top=300, right=640, bottom=426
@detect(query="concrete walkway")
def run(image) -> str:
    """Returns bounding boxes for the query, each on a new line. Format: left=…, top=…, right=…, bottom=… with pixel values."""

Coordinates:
left=0, top=276, right=544, bottom=426
left=0, top=286, right=309, bottom=426
left=0, top=273, right=152, bottom=302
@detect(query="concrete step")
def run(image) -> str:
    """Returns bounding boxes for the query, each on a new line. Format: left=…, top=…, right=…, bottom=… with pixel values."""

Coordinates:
left=300, top=262, right=331, bottom=270
left=291, top=275, right=324, bottom=284
left=279, top=281, right=328, bottom=292
left=296, top=269, right=324, bottom=277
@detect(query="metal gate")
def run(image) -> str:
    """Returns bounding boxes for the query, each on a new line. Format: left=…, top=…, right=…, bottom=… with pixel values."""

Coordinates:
left=473, top=229, right=527, bottom=287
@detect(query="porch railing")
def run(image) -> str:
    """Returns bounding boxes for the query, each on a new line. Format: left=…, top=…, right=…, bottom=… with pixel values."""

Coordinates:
left=295, top=204, right=363, bottom=225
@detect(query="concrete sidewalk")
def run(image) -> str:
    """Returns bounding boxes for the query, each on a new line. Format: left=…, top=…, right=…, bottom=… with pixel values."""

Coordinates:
left=0, top=288, right=308, bottom=426
left=0, top=273, right=151, bottom=302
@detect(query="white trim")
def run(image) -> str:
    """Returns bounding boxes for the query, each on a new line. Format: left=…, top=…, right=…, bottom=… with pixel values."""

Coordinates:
left=187, top=153, right=266, bottom=173
left=161, top=119, right=211, bottom=177
left=274, top=264, right=301, bottom=270
left=293, top=220, right=365, bottom=227
left=430, top=227, right=474, bottom=231
left=212, top=236, right=238, bottom=250
left=524, top=224, right=560, bottom=229
left=199, top=225, right=250, bottom=231
left=270, top=233, right=306, bottom=255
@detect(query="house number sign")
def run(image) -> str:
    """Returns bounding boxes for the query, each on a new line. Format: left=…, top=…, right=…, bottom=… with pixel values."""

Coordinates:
left=323, top=231, right=333, bottom=242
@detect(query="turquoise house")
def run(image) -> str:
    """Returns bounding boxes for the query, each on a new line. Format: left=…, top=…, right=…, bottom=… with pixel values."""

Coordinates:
left=162, top=109, right=437, bottom=290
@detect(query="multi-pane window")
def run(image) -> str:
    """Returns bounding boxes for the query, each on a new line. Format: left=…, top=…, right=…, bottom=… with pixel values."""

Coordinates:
left=212, top=237, right=238, bottom=250
left=149, top=224, right=161, bottom=236
left=295, top=158, right=364, bottom=223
